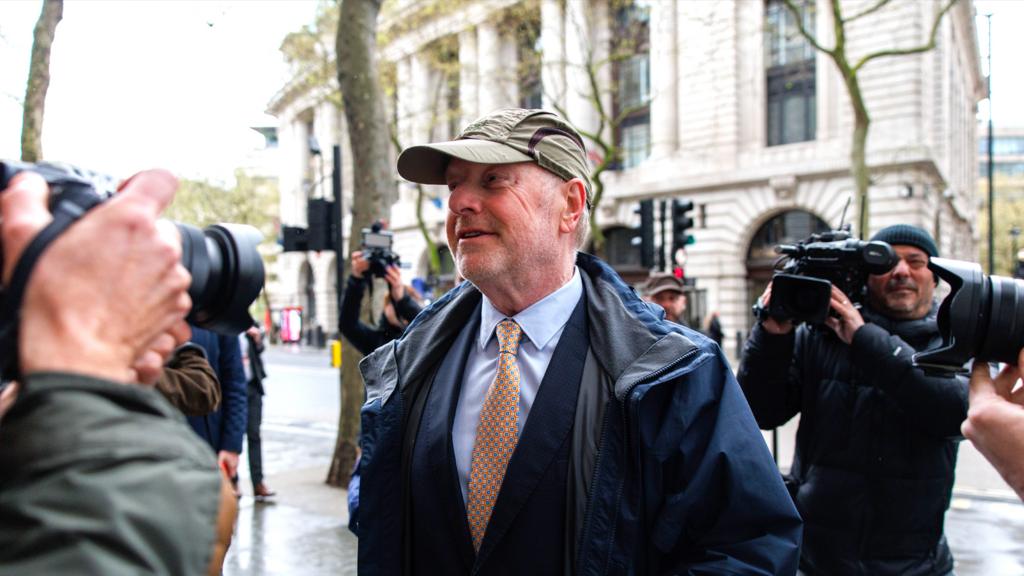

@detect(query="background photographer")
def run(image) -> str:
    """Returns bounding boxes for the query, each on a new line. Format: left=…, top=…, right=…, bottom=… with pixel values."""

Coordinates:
left=966, top=354, right=1024, bottom=501
left=339, top=250, right=422, bottom=356
left=738, top=224, right=968, bottom=576
left=0, top=170, right=234, bottom=574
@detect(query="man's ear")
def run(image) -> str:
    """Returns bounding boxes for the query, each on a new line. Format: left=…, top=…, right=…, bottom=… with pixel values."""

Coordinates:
left=559, top=178, right=587, bottom=234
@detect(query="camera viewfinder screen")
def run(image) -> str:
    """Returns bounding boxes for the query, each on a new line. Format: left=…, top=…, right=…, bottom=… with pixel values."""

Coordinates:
left=364, top=233, right=391, bottom=248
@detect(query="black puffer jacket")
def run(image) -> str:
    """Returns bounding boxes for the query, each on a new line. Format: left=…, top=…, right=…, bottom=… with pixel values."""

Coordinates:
left=738, top=303, right=968, bottom=576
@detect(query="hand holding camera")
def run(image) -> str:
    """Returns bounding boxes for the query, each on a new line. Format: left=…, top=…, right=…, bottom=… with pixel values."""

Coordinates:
left=2, top=170, right=191, bottom=384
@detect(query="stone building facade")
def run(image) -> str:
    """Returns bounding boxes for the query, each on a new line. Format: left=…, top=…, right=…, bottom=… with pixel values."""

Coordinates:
left=269, top=0, right=983, bottom=357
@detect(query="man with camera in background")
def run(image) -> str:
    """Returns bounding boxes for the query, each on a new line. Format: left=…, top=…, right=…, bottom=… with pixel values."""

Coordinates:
left=0, top=170, right=235, bottom=574
left=738, top=224, right=969, bottom=576
left=339, top=246, right=423, bottom=357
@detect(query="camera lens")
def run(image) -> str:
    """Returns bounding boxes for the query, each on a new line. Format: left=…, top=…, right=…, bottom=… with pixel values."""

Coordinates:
left=178, top=223, right=265, bottom=334
left=977, top=274, right=1024, bottom=364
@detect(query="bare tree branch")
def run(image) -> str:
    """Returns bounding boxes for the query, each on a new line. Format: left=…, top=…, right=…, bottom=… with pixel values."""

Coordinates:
left=852, top=0, right=959, bottom=73
left=845, top=0, right=892, bottom=23
left=782, top=0, right=836, bottom=57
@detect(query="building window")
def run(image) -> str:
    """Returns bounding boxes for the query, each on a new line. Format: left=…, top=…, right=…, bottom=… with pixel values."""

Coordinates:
left=765, top=0, right=816, bottom=146
left=613, top=0, right=651, bottom=169
left=514, top=8, right=543, bottom=109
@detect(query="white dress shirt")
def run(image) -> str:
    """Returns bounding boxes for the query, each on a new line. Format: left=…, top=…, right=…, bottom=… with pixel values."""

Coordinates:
left=452, top=267, right=584, bottom=501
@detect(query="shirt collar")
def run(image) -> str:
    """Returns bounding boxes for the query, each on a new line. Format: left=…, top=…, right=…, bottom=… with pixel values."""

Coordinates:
left=478, top=266, right=583, bottom=351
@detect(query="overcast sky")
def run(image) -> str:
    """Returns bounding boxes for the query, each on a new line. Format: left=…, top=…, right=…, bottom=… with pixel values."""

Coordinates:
left=0, top=0, right=319, bottom=184
left=0, top=0, right=1021, bottom=184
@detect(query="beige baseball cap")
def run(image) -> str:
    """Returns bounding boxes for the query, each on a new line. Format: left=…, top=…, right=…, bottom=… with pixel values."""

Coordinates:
left=397, top=108, right=593, bottom=208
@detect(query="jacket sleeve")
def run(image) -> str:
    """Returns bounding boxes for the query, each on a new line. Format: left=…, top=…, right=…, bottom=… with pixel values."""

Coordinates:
left=394, top=293, right=423, bottom=324
left=850, top=323, right=968, bottom=439
left=339, top=275, right=385, bottom=356
left=155, top=344, right=221, bottom=416
left=217, top=334, right=248, bottom=453
left=736, top=322, right=804, bottom=430
left=653, top=347, right=803, bottom=575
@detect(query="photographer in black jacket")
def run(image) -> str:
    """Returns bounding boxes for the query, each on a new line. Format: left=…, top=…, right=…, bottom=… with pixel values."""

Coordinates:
left=339, top=251, right=422, bottom=356
left=738, top=225, right=968, bottom=576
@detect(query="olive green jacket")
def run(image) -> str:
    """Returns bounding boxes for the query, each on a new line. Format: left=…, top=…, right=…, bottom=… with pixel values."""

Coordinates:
left=0, top=373, right=220, bottom=575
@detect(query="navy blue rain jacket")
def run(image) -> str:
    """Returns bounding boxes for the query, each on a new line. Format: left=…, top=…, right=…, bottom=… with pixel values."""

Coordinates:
left=187, top=326, right=247, bottom=454
left=355, top=253, right=802, bottom=575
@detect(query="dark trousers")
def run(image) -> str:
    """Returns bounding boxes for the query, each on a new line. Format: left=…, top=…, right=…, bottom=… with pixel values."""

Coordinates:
left=246, top=380, right=264, bottom=486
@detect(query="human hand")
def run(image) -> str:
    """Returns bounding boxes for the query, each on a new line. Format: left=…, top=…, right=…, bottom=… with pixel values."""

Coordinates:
left=246, top=325, right=262, bottom=347
left=758, top=283, right=794, bottom=335
left=824, top=286, right=864, bottom=345
left=217, top=450, right=240, bottom=478
left=385, top=265, right=405, bottom=301
left=0, top=382, right=19, bottom=419
left=351, top=251, right=370, bottom=279
left=965, top=352, right=1024, bottom=500
left=1, top=171, right=192, bottom=384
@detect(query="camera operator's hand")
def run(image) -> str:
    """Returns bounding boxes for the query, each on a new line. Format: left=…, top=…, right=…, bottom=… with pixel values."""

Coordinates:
left=824, top=286, right=865, bottom=345
left=351, top=251, right=370, bottom=279
left=385, top=265, right=406, bottom=302
left=965, top=353, right=1024, bottom=501
left=1, top=171, right=192, bottom=384
left=758, top=283, right=794, bottom=335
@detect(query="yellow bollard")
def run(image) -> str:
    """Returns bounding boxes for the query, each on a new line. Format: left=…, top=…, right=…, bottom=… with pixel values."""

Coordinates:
left=330, top=339, right=342, bottom=368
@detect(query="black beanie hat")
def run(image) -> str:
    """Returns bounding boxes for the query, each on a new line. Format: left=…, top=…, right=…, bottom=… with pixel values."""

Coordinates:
left=870, top=224, right=939, bottom=258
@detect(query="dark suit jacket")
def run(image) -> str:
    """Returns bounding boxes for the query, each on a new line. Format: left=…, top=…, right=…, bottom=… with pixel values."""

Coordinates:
left=186, top=327, right=247, bottom=454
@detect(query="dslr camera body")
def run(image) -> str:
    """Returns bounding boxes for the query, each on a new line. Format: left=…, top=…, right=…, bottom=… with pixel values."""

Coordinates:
left=0, top=160, right=265, bottom=380
left=361, top=221, right=400, bottom=278
left=755, top=225, right=898, bottom=325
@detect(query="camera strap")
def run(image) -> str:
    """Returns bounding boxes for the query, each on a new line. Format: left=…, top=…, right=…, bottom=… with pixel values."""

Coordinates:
left=0, top=198, right=89, bottom=381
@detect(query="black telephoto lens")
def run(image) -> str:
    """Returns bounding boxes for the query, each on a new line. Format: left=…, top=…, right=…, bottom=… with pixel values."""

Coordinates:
left=914, top=257, right=1024, bottom=372
left=178, top=223, right=265, bottom=334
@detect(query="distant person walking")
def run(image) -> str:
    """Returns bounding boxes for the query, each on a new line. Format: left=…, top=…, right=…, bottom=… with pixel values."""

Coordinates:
left=241, top=324, right=275, bottom=501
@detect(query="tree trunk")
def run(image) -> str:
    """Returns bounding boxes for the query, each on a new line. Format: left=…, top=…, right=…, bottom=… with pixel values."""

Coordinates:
left=842, top=69, right=871, bottom=238
left=21, top=0, right=63, bottom=163
left=328, top=0, right=395, bottom=488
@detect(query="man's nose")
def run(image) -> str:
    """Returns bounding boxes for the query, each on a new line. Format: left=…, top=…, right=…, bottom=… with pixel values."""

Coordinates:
left=891, top=258, right=911, bottom=276
left=448, top=185, right=481, bottom=214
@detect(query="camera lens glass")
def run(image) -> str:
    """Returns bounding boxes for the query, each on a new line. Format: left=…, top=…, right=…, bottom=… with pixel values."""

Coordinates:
left=977, top=274, right=1024, bottom=364
left=178, top=223, right=265, bottom=334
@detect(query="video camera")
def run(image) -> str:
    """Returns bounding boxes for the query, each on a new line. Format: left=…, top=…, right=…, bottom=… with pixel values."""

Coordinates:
left=0, top=160, right=265, bottom=380
left=913, top=259, right=1024, bottom=374
left=360, top=220, right=399, bottom=279
left=754, top=224, right=898, bottom=325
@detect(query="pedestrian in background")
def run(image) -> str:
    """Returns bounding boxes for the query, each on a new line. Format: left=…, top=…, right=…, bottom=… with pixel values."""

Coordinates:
left=704, top=311, right=724, bottom=348
left=241, top=323, right=275, bottom=501
left=642, top=272, right=688, bottom=325
left=340, top=251, right=423, bottom=356
left=188, top=325, right=248, bottom=499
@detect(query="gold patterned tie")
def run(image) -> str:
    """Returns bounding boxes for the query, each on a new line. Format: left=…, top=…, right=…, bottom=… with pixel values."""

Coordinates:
left=466, top=318, right=524, bottom=552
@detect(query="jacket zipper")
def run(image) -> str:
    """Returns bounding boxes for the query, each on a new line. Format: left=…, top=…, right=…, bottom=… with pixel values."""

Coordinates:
left=581, top=346, right=701, bottom=573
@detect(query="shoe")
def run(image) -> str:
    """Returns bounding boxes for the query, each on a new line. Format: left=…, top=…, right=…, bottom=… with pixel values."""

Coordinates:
left=253, top=483, right=276, bottom=502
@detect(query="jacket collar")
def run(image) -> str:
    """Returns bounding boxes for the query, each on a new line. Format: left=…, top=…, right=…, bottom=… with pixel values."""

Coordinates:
left=359, top=253, right=701, bottom=404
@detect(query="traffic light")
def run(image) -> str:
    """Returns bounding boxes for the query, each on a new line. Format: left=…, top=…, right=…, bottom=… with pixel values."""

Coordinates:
left=671, top=199, right=695, bottom=255
left=307, top=198, right=337, bottom=251
left=281, top=226, right=309, bottom=252
left=634, top=199, right=655, bottom=269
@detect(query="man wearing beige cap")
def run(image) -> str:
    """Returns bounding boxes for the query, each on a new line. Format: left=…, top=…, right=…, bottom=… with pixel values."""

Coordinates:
left=643, top=273, right=688, bottom=326
left=355, top=108, right=801, bottom=575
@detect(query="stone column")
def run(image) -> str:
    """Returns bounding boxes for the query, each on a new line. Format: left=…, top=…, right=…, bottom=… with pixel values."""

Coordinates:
left=649, top=0, right=679, bottom=159
left=459, top=28, right=480, bottom=126
left=540, top=0, right=565, bottom=111
left=477, top=21, right=511, bottom=114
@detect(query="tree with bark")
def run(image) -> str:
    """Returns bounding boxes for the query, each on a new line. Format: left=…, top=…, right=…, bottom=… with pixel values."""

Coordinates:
left=781, top=0, right=959, bottom=238
left=21, top=0, right=63, bottom=162
left=328, top=0, right=396, bottom=488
